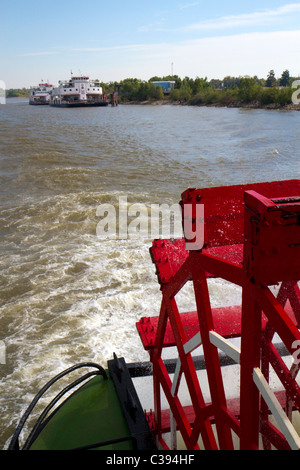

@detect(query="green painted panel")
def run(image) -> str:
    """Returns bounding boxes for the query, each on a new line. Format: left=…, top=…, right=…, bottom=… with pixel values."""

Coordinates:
left=29, top=374, right=133, bottom=450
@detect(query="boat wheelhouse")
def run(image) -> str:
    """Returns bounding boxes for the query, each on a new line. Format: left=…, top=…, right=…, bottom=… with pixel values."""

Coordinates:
left=29, top=83, right=53, bottom=105
left=50, top=76, right=109, bottom=107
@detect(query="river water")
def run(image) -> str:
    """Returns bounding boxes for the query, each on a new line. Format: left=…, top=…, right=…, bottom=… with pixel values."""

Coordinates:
left=0, top=99, right=299, bottom=448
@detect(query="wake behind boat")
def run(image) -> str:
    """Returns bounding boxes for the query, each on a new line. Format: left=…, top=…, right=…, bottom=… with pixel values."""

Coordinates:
left=50, top=75, right=109, bottom=107
left=7, top=179, right=300, bottom=451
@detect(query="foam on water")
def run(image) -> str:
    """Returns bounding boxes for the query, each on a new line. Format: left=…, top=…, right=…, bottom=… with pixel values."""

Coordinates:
left=0, top=188, right=170, bottom=446
left=0, top=184, right=243, bottom=448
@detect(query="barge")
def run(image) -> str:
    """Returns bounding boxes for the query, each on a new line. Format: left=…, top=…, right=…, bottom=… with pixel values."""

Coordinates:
left=50, top=76, right=109, bottom=107
left=29, top=83, right=53, bottom=105
left=8, top=179, right=300, bottom=451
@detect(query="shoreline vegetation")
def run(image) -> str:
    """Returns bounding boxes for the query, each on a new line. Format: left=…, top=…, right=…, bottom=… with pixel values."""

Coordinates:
left=6, top=70, right=300, bottom=111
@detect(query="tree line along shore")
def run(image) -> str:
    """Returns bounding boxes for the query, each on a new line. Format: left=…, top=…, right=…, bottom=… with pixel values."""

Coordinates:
left=6, top=69, right=300, bottom=109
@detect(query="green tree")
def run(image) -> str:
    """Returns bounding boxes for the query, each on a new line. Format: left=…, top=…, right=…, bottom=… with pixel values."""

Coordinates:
left=119, top=78, right=141, bottom=101
left=179, top=86, right=192, bottom=102
left=223, top=76, right=240, bottom=89
left=209, top=79, right=223, bottom=89
left=192, top=77, right=209, bottom=94
left=253, top=76, right=266, bottom=87
left=169, top=88, right=181, bottom=101
left=266, top=70, right=276, bottom=87
left=152, top=84, right=164, bottom=100
left=238, top=77, right=261, bottom=103
left=260, top=87, right=279, bottom=105
left=169, top=86, right=192, bottom=103
left=218, top=89, right=239, bottom=106
left=260, top=86, right=292, bottom=106
left=136, top=82, right=149, bottom=101
left=199, top=88, right=219, bottom=105
left=149, top=76, right=162, bottom=82
left=277, top=87, right=292, bottom=105
left=279, top=70, right=290, bottom=87
left=6, top=88, right=30, bottom=97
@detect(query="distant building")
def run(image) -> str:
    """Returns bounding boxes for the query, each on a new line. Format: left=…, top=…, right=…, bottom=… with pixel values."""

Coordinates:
left=151, top=81, right=175, bottom=94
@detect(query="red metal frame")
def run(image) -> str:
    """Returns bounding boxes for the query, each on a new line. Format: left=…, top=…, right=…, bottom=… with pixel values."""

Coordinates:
left=137, top=180, right=300, bottom=450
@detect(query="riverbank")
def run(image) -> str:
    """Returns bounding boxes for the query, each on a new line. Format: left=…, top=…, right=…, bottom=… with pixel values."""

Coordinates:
left=6, top=95, right=300, bottom=111
left=123, top=98, right=300, bottom=111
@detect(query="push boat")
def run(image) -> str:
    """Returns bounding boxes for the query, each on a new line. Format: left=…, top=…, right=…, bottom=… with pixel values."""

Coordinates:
left=8, top=179, right=300, bottom=451
left=50, top=76, right=109, bottom=107
left=29, top=83, right=53, bottom=105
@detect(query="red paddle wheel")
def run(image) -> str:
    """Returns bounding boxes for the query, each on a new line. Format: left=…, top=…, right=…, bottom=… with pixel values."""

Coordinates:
left=137, top=180, right=300, bottom=450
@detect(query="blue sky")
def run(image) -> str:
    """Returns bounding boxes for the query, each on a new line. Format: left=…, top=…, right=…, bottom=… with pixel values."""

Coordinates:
left=1, top=0, right=300, bottom=88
